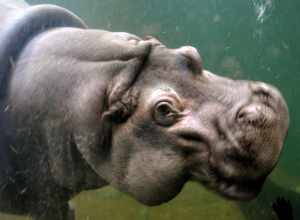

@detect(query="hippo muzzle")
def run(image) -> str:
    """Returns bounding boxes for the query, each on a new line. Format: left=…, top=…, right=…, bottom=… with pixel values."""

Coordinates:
left=186, top=73, right=289, bottom=200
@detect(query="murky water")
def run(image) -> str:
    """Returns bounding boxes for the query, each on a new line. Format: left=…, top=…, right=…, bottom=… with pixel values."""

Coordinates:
left=1, top=0, right=300, bottom=219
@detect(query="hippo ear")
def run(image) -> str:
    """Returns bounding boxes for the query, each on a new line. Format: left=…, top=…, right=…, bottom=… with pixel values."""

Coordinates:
left=99, top=54, right=150, bottom=150
left=104, top=40, right=151, bottom=126
left=106, top=57, right=147, bottom=113
left=144, top=35, right=163, bottom=46
left=74, top=40, right=151, bottom=182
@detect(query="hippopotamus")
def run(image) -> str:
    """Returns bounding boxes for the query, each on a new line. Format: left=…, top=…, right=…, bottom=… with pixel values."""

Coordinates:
left=0, top=1, right=289, bottom=220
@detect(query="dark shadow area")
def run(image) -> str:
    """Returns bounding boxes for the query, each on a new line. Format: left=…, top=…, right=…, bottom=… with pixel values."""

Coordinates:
left=272, top=197, right=294, bottom=220
left=239, top=179, right=300, bottom=220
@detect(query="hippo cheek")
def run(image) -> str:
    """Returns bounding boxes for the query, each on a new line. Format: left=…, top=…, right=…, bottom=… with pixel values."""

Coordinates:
left=113, top=148, right=187, bottom=206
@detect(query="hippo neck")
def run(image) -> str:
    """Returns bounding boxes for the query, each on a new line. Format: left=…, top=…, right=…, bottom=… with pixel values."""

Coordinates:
left=0, top=4, right=87, bottom=100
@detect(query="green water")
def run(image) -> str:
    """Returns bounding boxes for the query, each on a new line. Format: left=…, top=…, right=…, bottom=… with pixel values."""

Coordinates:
left=1, top=0, right=300, bottom=219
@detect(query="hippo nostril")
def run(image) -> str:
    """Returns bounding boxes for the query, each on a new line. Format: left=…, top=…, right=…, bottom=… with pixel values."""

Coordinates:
left=237, top=105, right=261, bottom=124
left=235, top=103, right=271, bottom=128
left=237, top=111, right=247, bottom=120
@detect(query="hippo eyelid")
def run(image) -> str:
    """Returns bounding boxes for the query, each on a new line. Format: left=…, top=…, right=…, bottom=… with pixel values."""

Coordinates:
left=152, top=101, right=181, bottom=127
left=150, top=91, right=184, bottom=112
left=155, top=101, right=178, bottom=115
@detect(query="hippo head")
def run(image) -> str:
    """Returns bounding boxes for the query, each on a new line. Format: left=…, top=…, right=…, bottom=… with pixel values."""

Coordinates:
left=74, top=35, right=289, bottom=206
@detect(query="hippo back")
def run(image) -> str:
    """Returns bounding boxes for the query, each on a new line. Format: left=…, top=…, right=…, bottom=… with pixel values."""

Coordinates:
left=0, top=0, right=28, bottom=23
left=0, top=4, right=87, bottom=209
left=0, top=3, right=88, bottom=100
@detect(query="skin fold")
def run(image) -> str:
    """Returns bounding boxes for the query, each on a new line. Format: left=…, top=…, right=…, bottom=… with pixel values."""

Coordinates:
left=0, top=4, right=289, bottom=220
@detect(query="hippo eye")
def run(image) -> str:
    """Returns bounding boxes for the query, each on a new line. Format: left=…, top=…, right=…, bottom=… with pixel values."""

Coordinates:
left=153, top=101, right=179, bottom=126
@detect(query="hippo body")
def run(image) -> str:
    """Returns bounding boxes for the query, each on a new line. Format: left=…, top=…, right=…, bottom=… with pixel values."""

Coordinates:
left=0, top=2, right=289, bottom=220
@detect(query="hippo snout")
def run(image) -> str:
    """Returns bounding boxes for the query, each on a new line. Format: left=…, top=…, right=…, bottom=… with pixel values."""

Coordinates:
left=187, top=79, right=289, bottom=200
left=234, top=82, right=286, bottom=131
left=236, top=103, right=271, bottom=128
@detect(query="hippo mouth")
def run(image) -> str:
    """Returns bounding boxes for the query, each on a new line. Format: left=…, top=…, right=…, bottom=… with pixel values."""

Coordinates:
left=191, top=168, right=265, bottom=200
left=190, top=157, right=265, bottom=201
left=214, top=173, right=264, bottom=200
left=205, top=139, right=266, bottom=200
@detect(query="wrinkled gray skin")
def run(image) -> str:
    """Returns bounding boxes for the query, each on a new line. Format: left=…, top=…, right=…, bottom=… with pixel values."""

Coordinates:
left=0, top=2, right=289, bottom=220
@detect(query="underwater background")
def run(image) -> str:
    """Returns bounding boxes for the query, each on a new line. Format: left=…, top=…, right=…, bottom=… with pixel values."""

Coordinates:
left=1, top=0, right=299, bottom=219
